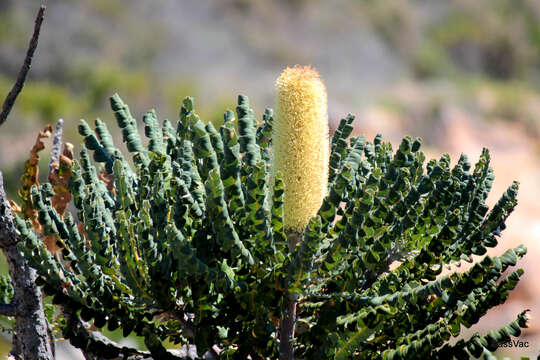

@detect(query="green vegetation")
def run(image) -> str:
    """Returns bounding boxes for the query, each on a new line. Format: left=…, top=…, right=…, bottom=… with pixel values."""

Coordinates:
left=6, top=93, right=529, bottom=358
left=1, top=1, right=539, bottom=357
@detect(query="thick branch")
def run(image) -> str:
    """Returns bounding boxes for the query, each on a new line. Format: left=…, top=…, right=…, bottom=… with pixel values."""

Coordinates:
left=0, top=171, right=54, bottom=359
left=0, top=302, right=17, bottom=317
left=0, top=4, right=46, bottom=127
left=62, top=306, right=151, bottom=360
left=63, top=307, right=202, bottom=360
left=0, top=186, right=18, bottom=249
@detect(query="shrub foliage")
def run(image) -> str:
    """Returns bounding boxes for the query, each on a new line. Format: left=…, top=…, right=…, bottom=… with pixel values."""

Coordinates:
left=11, top=94, right=529, bottom=359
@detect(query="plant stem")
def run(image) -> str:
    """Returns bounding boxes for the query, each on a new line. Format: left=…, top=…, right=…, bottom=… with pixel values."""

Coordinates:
left=280, top=231, right=302, bottom=360
left=280, top=293, right=297, bottom=360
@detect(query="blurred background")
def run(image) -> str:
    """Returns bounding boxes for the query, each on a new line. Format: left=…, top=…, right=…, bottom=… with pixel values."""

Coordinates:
left=1, top=0, right=539, bottom=358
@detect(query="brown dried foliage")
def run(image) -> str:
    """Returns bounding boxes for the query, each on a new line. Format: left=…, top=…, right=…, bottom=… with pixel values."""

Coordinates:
left=44, top=142, right=74, bottom=252
left=98, top=170, right=115, bottom=195
left=9, top=125, right=53, bottom=233
left=48, top=143, right=74, bottom=217
left=10, top=125, right=76, bottom=252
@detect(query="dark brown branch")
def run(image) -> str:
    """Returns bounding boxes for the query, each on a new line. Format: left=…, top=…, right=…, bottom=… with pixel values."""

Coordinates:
left=0, top=302, right=17, bottom=317
left=0, top=4, right=46, bottom=127
left=62, top=306, right=152, bottom=360
left=63, top=307, right=201, bottom=360
left=167, top=308, right=196, bottom=339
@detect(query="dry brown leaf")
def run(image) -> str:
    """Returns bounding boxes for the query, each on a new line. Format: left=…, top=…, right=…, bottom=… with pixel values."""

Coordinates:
left=98, top=170, right=115, bottom=195
left=48, top=143, right=74, bottom=218
left=15, top=124, right=53, bottom=233
left=77, top=222, right=90, bottom=248
left=8, top=200, right=22, bottom=213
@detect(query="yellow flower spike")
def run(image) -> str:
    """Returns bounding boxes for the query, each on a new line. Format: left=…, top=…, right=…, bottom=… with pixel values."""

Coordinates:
left=272, top=65, right=329, bottom=234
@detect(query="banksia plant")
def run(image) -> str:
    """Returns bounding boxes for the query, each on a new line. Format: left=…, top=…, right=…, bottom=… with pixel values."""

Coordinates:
left=273, top=66, right=330, bottom=357
left=6, top=66, right=531, bottom=359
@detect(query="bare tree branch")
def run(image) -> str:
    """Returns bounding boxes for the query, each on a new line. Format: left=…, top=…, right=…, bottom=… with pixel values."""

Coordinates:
left=0, top=4, right=46, bottom=127
left=0, top=302, right=17, bottom=317
left=0, top=3, right=55, bottom=359
left=0, top=171, right=55, bottom=360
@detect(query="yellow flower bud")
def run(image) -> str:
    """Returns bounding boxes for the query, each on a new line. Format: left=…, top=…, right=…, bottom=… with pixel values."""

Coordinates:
left=272, top=65, right=329, bottom=233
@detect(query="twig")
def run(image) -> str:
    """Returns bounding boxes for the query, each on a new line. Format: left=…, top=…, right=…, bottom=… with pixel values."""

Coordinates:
left=167, top=308, right=196, bottom=339
left=49, top=119, right=64, bottom=174
left=0, top=4, right=46, bottom=127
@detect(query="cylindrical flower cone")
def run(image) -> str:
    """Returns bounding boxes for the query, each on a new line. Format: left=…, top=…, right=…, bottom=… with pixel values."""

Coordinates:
left=272, top=65, right=329, bottom=234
